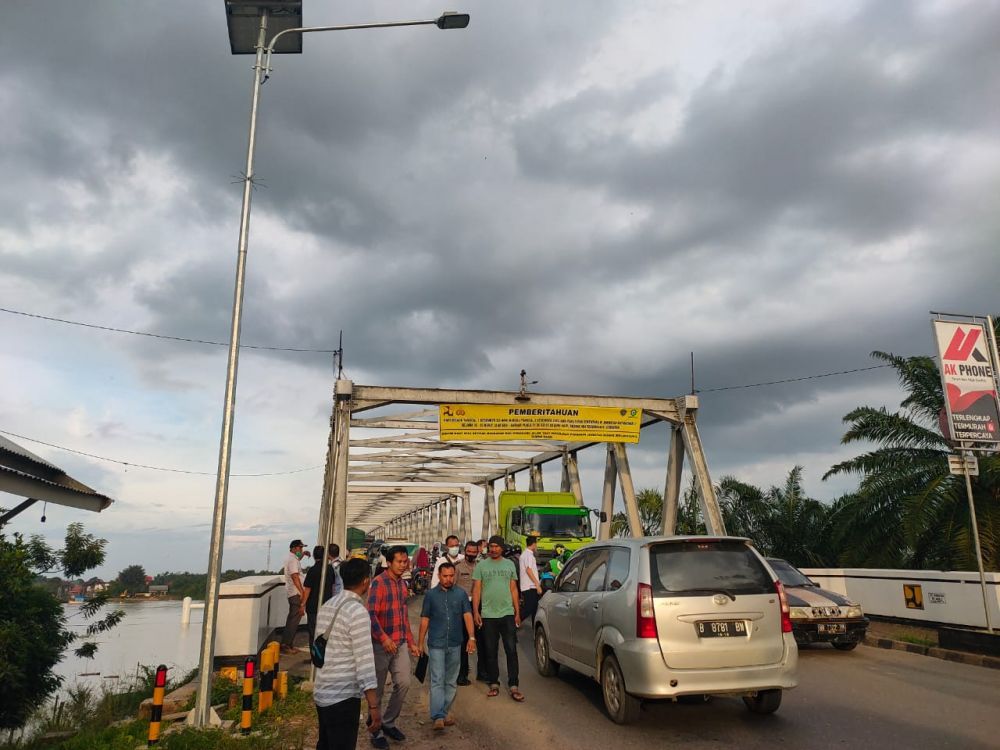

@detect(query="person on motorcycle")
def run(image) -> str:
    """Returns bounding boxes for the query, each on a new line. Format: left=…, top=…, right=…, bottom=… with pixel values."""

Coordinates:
left=410, top=546, right=432, bottom=595
left=548, top=544, right=569, bottom=576
left=431, top=535, right=463, bottom=589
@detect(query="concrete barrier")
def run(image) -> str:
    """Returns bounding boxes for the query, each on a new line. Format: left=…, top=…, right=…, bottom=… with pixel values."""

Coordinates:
left=801, top=568, right=1000, bottom=629
left=214, top=575, right=289, bottom=663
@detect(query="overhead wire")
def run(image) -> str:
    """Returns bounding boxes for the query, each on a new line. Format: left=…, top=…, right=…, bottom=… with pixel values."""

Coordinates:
left=697, top=363, right=894, bottom=392
left=1, top=304, right=913, bottom=391
left=0, top=429, right=322, bottom=477
left=0, top=306, right=338, bottom=353
left=0, top=304, right=922, bottom=476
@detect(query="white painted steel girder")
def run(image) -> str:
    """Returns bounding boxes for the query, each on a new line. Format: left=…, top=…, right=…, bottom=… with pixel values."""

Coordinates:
left=316, top=382, right=721, bottom=552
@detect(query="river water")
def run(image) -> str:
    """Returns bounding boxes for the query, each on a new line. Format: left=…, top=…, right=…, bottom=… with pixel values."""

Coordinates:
left=56, top=600, right=203, bottom=693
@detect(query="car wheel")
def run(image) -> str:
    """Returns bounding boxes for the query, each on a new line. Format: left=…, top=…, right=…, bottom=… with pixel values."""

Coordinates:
left=743, top=689, right=782, bottom=715
left=833, top=640, right=859, bottom=651
left=534, top=627, right=559, bottom=677
left=601, top=654, right=641, bottom=724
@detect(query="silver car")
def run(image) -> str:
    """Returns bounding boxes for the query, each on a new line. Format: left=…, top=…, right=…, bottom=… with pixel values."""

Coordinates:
left=534, top=536, right=798, bottom=723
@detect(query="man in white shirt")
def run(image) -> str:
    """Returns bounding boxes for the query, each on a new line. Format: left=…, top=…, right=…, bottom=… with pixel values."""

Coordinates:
left=430, top=535, right=462, bottom=589
left=518, top=535, right=543, bottom=626
left=282, top=539, right=308, bottom=654
left=314, top=558, right=381, bottom=749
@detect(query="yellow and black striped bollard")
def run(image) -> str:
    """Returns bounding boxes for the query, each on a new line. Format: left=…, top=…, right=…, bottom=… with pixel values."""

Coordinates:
left=147, top=664, right=168, bottom=746
left=240, top=657, right=255, bottom=735
left=259, top=647, right=274, bottom=713
left=268, top=641, right=280, bottom=700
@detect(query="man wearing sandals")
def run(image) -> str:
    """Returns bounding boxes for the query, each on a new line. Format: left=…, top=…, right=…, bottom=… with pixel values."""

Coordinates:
left=472, top=535, right=525, bottom=703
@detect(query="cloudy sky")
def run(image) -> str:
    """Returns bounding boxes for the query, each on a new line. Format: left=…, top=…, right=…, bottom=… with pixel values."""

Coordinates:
left=2, top=1, right=999, bottom=579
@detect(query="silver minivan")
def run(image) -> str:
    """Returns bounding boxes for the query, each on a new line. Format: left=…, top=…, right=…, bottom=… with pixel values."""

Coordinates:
left=533, top=536, right=798, bottom=723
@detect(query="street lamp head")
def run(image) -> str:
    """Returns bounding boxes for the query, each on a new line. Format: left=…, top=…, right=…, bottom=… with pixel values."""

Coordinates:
left=225, top=0, right=303, bottom=54
left=436, top=11, right=470, bottom=30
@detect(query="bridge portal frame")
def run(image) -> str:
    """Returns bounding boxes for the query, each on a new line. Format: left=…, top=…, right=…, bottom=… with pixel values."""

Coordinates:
left=315, top=380, right=725, bottom=555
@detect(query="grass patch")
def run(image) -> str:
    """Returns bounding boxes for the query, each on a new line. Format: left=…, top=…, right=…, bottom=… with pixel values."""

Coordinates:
left=897, top=634, right=937, bottom=648
left=1, top=669, right=312, bottom=750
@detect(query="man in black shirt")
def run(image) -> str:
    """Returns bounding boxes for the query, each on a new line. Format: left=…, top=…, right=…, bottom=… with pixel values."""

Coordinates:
left=302, top=544, right=343, bottom=647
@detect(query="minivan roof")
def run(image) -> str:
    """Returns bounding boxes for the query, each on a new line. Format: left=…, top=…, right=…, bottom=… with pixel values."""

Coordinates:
left=587, top=535, right=752, bottom=547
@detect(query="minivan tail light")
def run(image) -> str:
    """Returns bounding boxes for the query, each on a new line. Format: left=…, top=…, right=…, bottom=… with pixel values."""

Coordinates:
left=775, top=580, right=793, bottom=633
left=637, top=582, right=658, bottom=638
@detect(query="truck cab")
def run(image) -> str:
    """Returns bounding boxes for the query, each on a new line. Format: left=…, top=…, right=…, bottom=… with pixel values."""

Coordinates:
left=499, top=491, right=596, bottom=560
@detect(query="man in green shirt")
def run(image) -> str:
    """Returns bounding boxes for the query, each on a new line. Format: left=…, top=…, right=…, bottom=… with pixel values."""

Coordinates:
left=472, top=535, right=523, bottom=702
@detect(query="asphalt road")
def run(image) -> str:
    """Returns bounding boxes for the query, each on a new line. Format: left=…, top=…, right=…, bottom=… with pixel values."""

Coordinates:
left=445, top=628, right=1000, bottom=749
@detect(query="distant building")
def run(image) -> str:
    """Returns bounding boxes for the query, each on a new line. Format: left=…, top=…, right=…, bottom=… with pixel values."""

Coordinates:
left=84, top=578, right=109, bottom=595
left=148, top=584, right=169, bottom=596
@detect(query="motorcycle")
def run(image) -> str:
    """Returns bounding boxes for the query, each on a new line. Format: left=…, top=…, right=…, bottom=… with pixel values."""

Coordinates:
left=411, top=566, right=431, bottom=595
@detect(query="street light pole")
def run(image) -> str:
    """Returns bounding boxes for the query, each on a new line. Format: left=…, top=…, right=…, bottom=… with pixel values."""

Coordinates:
left=190, top=8, right=270, bottom=729
left=190, top=8, right=469, bottom=727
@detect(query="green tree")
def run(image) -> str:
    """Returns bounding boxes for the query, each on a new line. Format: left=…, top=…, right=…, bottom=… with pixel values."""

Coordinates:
left=609, top=469, right=832, bottom=566
left=824, top=347, right=1000, bottom=569
left=610, top=488, right=666, bottom=536
left=0, top=523, right=124, bottom=730
left=116, top=564, right=147, bottom=594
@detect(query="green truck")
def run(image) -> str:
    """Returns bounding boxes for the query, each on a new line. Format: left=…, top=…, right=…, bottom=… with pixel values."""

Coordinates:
left=497, top=491, right=598, bottom=559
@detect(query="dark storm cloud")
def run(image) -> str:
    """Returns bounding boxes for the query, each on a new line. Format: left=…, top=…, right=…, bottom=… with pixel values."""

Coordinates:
left=514, top=3, right=1000, bottom=224
left=5, top=0, right=1000, bottom=548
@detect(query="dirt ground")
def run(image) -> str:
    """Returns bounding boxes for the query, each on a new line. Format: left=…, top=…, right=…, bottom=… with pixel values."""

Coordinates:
left=296, top=679, right=510, bottom=750
left=294, top=600, right=512, bottom=750
left=300, top=679, right=499, bottom=750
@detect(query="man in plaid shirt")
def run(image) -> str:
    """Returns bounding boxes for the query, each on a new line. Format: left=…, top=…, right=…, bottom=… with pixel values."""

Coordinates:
left=367, top=545, right=420, bottom=749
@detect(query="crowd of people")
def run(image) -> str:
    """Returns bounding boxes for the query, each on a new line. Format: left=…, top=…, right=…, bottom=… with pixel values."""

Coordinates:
left=288, top=532, right=544, bottom=749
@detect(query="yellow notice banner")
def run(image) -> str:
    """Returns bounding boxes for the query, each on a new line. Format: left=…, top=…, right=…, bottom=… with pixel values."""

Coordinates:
left=439, top=404, right=642, bottom=443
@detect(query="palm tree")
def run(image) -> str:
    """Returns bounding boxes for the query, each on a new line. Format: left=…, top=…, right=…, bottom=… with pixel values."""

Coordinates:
left=718, top=467, right=831, bottom=566
left=610, top=479, right=713, bottom=537
left=717, top=476, right=769, bottom=546
left=824, top=349, right=1000, bottom=570
left=610, top=470, right=831, bottom=567
left=610, top=488, right=665, bottom=537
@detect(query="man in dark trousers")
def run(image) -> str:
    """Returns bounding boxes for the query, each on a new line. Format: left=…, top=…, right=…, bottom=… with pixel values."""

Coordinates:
left=313, top=558, right=381, bottom=750
left=281, top=539, right=308, bottom=654
left=301, top=544, right=343, bottom=648
left=472, top=535, right=523, bottom=702
left=452, top=540, right=482, bottom=685
left=518, top=535, right=543, bottom=626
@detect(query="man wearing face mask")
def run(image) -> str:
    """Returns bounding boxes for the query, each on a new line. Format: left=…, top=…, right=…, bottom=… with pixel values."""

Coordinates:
left=453, top=540, right=481, bottom=685
left=282, top=539, right=309, bottom=654
left=430, top=535, right=462, bottom=589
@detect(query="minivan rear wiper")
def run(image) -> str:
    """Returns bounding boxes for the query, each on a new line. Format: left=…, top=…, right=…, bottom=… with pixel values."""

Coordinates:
left=664, top=588, right=737, bottom=601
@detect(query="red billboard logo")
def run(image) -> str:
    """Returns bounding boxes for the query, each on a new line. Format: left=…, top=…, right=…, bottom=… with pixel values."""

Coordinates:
left=942, top=327, right=981, bottom=361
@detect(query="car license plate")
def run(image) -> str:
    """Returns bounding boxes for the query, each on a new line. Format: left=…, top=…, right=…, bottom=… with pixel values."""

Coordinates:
left=696, top=620, right=746, bottom=638
left=818, top=623, right=847, bottom=634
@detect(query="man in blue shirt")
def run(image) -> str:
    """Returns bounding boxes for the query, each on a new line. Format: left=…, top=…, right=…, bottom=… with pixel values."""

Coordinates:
left=418, top=562, right=476, bottom=730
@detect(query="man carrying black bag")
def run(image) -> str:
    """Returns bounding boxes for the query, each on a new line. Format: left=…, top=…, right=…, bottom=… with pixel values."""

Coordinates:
left=417, top=562, right=476, bottom=730
left=313, top=558, right=381, bottom=750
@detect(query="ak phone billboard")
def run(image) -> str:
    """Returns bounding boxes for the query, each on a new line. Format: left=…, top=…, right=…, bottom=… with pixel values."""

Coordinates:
left=932, top=318, right=1000, bottom=444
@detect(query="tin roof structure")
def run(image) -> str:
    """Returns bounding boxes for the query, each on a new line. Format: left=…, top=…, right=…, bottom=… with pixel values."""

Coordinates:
left=0, top=434, right=114, bottom=525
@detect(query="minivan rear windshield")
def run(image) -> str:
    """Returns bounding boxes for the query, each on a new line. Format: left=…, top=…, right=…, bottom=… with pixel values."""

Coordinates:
left=649, top=541, right=773, bottom=597
left=767, top=559, right=814, bottom=588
